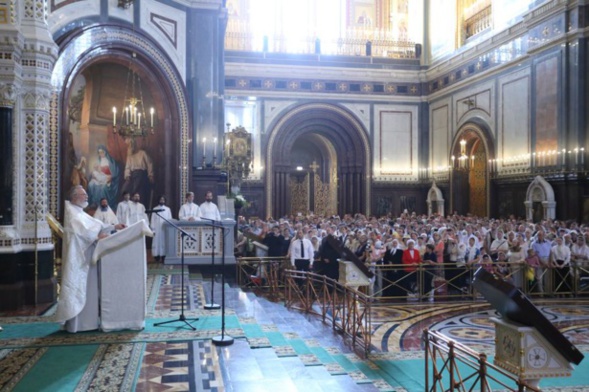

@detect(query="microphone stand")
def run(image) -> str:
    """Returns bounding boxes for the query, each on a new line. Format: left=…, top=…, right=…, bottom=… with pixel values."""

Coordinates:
left=152, top=210, right=199, bottom=330
left=201, top=217, right=220, bottom=310
left=201, top=218, right=234, bottom=346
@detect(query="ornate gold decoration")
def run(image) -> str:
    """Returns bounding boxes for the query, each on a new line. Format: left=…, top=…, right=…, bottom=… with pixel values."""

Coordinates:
left=224, top=125, right=252, bottom=182
left=289, top=174, right=308, bottom=215
left=314, top=173, right=335, bottom=217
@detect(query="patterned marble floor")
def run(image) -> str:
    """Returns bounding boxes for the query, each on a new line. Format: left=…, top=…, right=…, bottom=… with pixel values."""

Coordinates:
left=2, top=264, right=589, bottom=392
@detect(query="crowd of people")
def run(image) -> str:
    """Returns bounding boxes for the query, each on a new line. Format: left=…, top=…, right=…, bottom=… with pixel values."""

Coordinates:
left=237, top=211, right=589, bottom=299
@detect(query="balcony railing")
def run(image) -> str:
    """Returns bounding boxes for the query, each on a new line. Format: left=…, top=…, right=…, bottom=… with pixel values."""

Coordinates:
left=225, top=20, right=416, bottom=59
left=464, top=4, right=493, bottom=39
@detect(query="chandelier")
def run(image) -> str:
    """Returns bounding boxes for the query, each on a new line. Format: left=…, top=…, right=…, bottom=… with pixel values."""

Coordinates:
left=451, top=139, right=474, bottom=170
left=112, top=53, right=155, bottom=138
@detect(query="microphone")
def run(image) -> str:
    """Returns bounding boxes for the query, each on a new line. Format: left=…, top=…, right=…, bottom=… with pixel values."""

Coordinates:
left=146, top=208, right=164, bottom=213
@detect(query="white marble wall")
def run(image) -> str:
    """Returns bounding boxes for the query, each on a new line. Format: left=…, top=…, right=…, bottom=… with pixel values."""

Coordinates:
left=430, top=100, right=451, bottom=172
left=373, top=104, right=419, bottom=180
left=498, top=66, right=531, bottom=167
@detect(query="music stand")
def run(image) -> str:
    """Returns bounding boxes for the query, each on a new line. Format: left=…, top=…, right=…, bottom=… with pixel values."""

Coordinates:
left=201, top=217, right=220, bottom=310
left=152, top=211, right=199, bottom=330
left=201, top=218, right=234, bottom=346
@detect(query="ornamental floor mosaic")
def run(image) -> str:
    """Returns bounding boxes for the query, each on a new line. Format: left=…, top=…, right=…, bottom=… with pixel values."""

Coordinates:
left=2, top=264, right=589, bottom=391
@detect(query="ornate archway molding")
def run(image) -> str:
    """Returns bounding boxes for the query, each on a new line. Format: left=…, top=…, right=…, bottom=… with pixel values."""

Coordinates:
left=524, top=176, right=556, bottom=221
left=265, top=103, right=371, bottom=218
left=48, top=24, right=190, bottom=215
left=426, top=181, right=444, bottom=217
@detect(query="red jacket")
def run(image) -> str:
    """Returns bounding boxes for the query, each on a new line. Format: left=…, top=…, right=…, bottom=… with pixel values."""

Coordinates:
left=402, top=248, right=421, bottom=272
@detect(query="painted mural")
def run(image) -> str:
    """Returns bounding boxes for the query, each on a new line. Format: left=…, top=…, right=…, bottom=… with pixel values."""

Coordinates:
left=64, top=62, right=162, bottom=211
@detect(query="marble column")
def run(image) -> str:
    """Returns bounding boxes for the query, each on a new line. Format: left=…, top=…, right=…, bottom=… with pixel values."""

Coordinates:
left=0, top=0, right=59, bottom=309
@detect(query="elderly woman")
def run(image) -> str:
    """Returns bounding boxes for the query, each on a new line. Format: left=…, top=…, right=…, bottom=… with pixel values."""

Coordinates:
left=489, top=230, right=509, bottom=261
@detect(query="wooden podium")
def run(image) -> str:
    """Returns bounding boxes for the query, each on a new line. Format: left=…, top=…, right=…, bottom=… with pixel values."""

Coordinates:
left=473, top=268, right=583, bottom=387
left=92, top=220, right=153, bottom=332
left=325, top=235, right=373, bottom=287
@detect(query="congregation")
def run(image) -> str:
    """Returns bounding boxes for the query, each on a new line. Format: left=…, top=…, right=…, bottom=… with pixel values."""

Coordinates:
left=236, top=212, right=589, bottom=299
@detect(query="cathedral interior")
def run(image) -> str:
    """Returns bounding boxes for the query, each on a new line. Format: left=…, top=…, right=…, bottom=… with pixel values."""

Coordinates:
left=2, top=0, right=589, bottom=391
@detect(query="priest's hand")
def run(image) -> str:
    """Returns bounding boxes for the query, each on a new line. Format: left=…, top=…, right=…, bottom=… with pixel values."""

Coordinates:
left=115, top=224, right=126, bottom=230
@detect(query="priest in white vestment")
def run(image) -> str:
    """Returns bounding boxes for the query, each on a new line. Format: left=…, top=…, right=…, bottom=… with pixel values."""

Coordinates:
left=178, top=191, right=201, bottom=221
left=93, top=197, right=119, bottom=225
left=116, top=191, right=131, bottom=226
left=128, top=192, right=148, bottom=225
left=150, top=195, right=172, bottom=262
left=56, top=185, right=125, bottom=332
left=200, top=191, right=221, bottom=221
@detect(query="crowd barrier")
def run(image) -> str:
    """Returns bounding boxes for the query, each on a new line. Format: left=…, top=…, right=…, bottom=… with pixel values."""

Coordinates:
left=236, top=257, right=589, bottom=303
left=235, top=257, right=371, bottom=356
left=423, top=329, right=540, bottom=391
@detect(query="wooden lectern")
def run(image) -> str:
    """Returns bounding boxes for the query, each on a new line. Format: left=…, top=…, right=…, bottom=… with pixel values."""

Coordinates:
left=473, top=268, right=584, bottom=388
left=92, top=220, right=153, bottom=332
left=324, top=236, right=373, bottom=287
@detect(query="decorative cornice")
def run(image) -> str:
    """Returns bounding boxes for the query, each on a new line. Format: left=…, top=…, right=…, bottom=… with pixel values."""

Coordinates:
left=225, top=76, right=421, bottom=97
left=22, top=91, right=50, bottom=110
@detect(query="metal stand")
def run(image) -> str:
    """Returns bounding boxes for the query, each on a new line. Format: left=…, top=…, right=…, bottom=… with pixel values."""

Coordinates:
left=202, top=218, right=220, bottom=310
left=153, top=212, right=198, bottom=330
left=210, top=222, right=234, bottom=346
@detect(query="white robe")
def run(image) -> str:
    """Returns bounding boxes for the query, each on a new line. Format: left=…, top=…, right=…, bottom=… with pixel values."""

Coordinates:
left=199, top=201, right=221, bottom=221
left=150, top=205, right=172, bottom=256
left=116, top=201, right=131, bottom=226
left=94, top=206, right=119, bottom=225
left=56, top=201, right=112, bottom=332
left=128, top=201, right=147, bottom=225
left=179, top=202, right=201, bottom=221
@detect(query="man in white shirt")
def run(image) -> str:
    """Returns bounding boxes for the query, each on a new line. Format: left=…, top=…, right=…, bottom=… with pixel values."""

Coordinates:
left=93, top=198, right=119, bottom=225
left=150, top=195, right=172, bottom=262
left=116, top=191, right=131, bottom=226
left=200, top=191, right=221, bottom=221
left=179, top=192, right=201, bottom=221
left=128, top=192, right=148, bottom=225
left=290, top=229, right=314, bottom=271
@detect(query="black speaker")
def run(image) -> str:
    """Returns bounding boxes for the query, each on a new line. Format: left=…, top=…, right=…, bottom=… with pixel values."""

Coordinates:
left=415, top=43, right=422, bottom=58
left=366, top=40, right=372, bottom=56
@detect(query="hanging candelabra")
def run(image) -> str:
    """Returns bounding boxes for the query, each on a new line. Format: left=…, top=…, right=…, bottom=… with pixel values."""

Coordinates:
left=112, top=53, right=155, bottom=138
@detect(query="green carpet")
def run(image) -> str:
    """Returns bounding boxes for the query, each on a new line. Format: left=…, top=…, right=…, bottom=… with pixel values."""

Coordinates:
left=239, top=322, right=589, bottom=391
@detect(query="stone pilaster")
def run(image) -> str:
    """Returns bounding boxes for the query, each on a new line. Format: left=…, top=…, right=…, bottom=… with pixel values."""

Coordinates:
left=17, top=0, right=58, bottom=250
left=0, top=0, right=58, bottom=310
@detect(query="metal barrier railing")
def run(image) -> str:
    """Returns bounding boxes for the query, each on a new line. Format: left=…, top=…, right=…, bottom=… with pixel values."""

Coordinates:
left=283, top=269, right=372, bottom=357
left=235, top=256, right=290, bottom=299
left=424, top=329, right=540, bottom=392
left=236, top=257, right=589, bottom=302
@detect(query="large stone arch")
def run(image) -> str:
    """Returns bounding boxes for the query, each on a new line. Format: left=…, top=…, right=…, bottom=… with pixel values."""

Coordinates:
left=524, top=176, right=556, bottom=221
left=49, top=24, right=190, bottom=215
left=266, top=103, right=370, bottom=218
